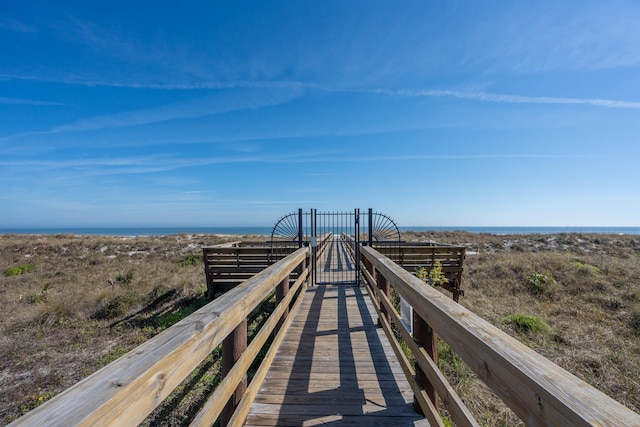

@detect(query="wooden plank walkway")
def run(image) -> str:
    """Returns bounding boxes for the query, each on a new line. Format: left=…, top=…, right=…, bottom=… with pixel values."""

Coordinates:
left=245, top=280, right=428, bottom=426
left=316, top=238, right=357, bottom=285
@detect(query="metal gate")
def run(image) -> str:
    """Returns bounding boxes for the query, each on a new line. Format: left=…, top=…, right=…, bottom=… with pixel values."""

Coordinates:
left=270, top=209, right=400, bottom=286
left=313, top=209, right=360, bottom=285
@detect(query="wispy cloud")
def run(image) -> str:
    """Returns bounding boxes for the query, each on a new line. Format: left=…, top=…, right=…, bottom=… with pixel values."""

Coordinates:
left=0, top=87, right=302, bottom=143
left=0, top=152, right=588, bottom=177
left=339, top=154, right=593, bottom=162
left=0, top=148, right=348, bottom=177
left=0, top=97, right=65, bottom=106
left=0, top=18, right=36, bottom=33
left=378, top=89, right=640, bottom=110
left=464, top=2, right=640, bottom=72
left=50, top=90, right=298, bottom=133
left=0, top=71, right=319, bottom=91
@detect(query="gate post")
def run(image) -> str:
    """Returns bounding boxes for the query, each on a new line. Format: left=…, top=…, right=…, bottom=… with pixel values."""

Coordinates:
left=355, top=208, right=360, bottom=285
left=221, top=320, right=247, bottom=425
left=413, top=313, right=439, bottom=413
left=312, top=209, right=317, bottom=286
left=368, top=208, right=373, bottom=247
left=298, top=208, right=303, bottom=248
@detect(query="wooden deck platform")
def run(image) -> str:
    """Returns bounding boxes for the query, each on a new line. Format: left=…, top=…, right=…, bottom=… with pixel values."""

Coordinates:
left=245, top=282, right=428, bottom=426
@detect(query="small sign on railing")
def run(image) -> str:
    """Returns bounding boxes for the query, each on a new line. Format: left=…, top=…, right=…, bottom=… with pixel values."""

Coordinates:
left=399, top=296, right=413, bottom=335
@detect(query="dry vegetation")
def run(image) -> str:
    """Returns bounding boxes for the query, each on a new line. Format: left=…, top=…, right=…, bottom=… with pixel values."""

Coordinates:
left=0, top=233, right=242, bottom=424
left=1, top=231, right=639, bottom=426
left=403, top=231, right=640, bottom=426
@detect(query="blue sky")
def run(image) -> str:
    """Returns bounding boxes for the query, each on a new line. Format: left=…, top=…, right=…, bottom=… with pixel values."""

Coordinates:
left=1, top=1, right=639, bottom=227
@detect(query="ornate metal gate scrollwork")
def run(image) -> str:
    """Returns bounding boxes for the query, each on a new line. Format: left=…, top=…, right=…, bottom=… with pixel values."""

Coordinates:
left=269, top=209, right=401, bottom=286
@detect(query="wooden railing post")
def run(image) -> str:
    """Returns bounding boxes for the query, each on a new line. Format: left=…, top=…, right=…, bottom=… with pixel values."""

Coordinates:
left=276, top=274, right=290, bottom=330
left=376, top=270, right=390, bottom=327
left=413, top=310, right=439, bottom=414
left=221, top=320, right=247, bottom=426
left=364, top=256, right=376, bottom=292
left=362, top=257, right=374, bottom=288
left=297, top=257, right=306, bottom=279
left=203, top=248, right=214, bottom=301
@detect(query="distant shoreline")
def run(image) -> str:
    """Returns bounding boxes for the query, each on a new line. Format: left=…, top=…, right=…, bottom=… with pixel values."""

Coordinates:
left=1, top=226, right=639, bottom=237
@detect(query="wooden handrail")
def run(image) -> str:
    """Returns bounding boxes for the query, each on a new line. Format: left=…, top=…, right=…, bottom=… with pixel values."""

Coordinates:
left=10, top=247, right=310, bottom=427
left=203, top=244, right=301, bottom=298
left=360, top=245, right=640, bottom=427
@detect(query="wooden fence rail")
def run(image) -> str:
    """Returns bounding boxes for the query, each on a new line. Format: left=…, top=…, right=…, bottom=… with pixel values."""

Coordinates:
left=373, top=242, right=466, bottom=301
left=203, top=243, right=297, bottom=298
left=203, top=233, right=332, bottom=298
left=359, top=245, right=640, bottom=427
left=9, top=247, right=310, bottom=427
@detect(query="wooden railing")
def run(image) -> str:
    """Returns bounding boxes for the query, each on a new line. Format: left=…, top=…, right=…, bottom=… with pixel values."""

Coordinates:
left=203, top=234, right=332, bottom=298
left=9, top=247, right=310, bottom=427
left=373, top=242, right=466, bottom=301
left=359, top=245, right=640, bottom=427
left=340, top=234, right=465, bottom=300
left=203, top=243, right=297, bottom=298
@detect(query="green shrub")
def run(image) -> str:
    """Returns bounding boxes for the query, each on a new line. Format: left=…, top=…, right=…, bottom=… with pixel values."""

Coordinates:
left=525, top=271, right=554, bottom=295
left=438, top=339, right=475, bottom=388
left=4, top=263, right=36, bottom=276
left=441, top=416, right=454, bottom=427
left=178, top=254, right=203, bottom=267
left=502, top=313, right=552, bottom=335
left=416, top=260, right=449, bottom=287
left=571, top=261, right=601, bottom=274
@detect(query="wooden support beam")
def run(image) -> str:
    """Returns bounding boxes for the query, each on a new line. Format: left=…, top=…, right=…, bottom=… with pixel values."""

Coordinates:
left=275, top=274, right=290, bottom=331
left=376, top=270, right=390, bottom=327
left=221, top=320, right=247, bottom=426
left=413, top=312, right=439, bottom=413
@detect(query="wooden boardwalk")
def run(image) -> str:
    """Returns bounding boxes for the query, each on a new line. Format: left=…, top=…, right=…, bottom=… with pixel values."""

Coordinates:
left=316, top=237, right=357, bottom=284
left=245, top=281, right=428, bottom=426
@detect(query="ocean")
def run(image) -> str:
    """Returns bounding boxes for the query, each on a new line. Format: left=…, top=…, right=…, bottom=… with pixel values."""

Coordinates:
left=1, top=226, right=639, bottom=236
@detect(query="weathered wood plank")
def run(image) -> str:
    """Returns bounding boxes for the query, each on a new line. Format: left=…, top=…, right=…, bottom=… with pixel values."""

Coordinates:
left=244, top=413, right=427, bottom=426
left=267, top=360, right=404, bottom=371
left=263, top=371, right=405, bottom=382
left=248, top=402, right=419, bottom=416
left=253, top=391, right=413, bottom=405
left=362, top=245, right=640, bottom=427
left=244, top=280, right=426, bottom=426
left=256, top=378, right=415, bottom=393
